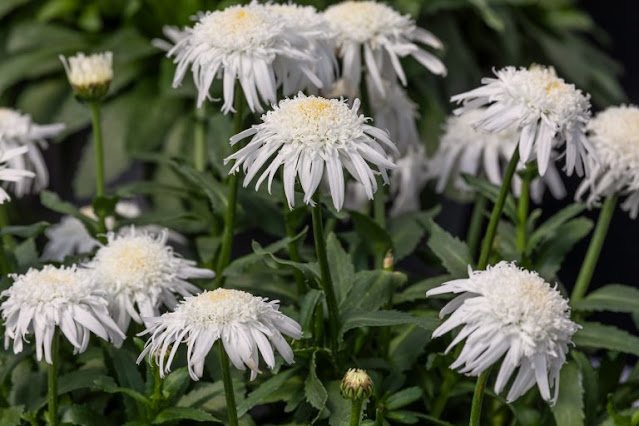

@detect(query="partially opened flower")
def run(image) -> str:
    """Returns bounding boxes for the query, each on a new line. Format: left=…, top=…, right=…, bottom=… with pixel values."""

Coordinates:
left=451, top=65, right=593, bottom=176
left=0, top=146, right=35, bottom=203
left=137, top=289, right=303, bottom=381
left=324, top=0, right=446, bottom=98
left=576, top=105, right=639, bottom=218
left=165, top=3, right=323, bottom=112
left=427, top=262, right=579, bottom=403
left=60, top=52, right=113, bottom=101
left=1, top=265, right=125, bottom=362
left=85, top=227, right=214, bottom=334
left=0, top=108, right=64, bottom=196
left=428, top=110, right=566, bottom=203
left=225, top=93, right=398, bottom=211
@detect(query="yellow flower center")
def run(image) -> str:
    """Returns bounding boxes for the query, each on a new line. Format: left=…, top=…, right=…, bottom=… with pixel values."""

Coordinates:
left=297, top=98, right=338, bottom=121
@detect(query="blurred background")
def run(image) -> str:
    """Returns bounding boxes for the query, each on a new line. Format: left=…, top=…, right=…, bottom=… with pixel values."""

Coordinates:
left=0, top=0, right=636, bottom=300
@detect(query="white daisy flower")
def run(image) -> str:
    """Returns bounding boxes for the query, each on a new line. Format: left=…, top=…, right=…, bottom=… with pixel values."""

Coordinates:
left=451, top=65, right=593, bottom=177
left=324, top=0, right=446, bottom=98
left=266, top=3, right=337, bottom=95
left=390, top=145, right=429, bottom=216
left=84, top=227, right=214, bottom=334
left=137, top=288, right=303, bottom=381
left=428, top=110, right=567, bottom=203
left=225, top=93, right=398, bottom=211
left=576, top=105, right=639, bottom=218
left=165, top=3, right=322, bottom=113
left=0, top=146, right=35, bottom=203
left=60, top=52, right=113, bottom=101
left=427, top=262, right=580, bottom=403
left=0, top=108, right=64, bottom=197
left=1, top=265, right=125, bottom=362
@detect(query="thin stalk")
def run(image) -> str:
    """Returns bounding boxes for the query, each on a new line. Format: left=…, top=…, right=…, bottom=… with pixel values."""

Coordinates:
left=467, top=195, right=487, bottom=259
left=515, top=171, right=532, bottom=263
left=215, top=90, right=244, bottom=287
left=89, top=101, right=107, bottom=234
left=373, top=177, right=387, bottom=269
left=477, top=148, right=520, bottom=270
left=469, top=368, right=492, bottom=426
left=0, top=204, right=15, bottom=248
left=219, top=342, right=239, bottom=426
left=0, top=235, right=10, bottom=276
left=349, top=399, right=364, bottom=426
left=431, top=368, right=457, bottom=418
left=283, top=199, right=306, bottom=296
left=571, top=194, right=618, bottom=304
left=311, top=196, right=340, bottom=357
left=149, top=363, right=163, bottom=416
left=47, top=329, right=60, bottom=426
left=194, top=103, right=208, bottom=172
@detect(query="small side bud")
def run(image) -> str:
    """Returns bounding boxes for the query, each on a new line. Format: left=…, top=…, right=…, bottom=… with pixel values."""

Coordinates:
left=341, top=368, right=373, bottom=401
left=383, top=251, right=393, bottom=271
left=60, top=52, right=113, bottom=102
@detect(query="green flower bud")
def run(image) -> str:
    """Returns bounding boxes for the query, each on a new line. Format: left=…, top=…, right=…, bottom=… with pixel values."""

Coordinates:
left=341, top=368, right=373, bottom=401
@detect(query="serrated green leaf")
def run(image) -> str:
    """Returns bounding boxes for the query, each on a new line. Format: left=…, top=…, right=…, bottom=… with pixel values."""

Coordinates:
left=388, top=207, right=440, bottom=262
left=327, top=232, right=354, bottom=304
left=177, top=381, right=224, bottom=409
left=341, top=311, right=438, bottom=338
left=40, top=190, right=98, bottom=233
left=527, top=204, right=586, bottom=255
left=0, top=221, right=50, bottom=238
left=305, top=350, right=328, bottom=422
left=386, top=387, right=423, bottom=411
left=462, top=174, right=517, bottom=221
left=551, top=362, right=584, bottom=426
left=326, top=380, right=351, bottom=426
left=0, top=406, right=23, bottom=426
left=152, top=407, right=221, bottom=424
left=573, top=322, right=639, bottom=356
left=162, top=368, right=190, bottom=402
left=339, top=270, right=405, bottom=316
left=424, top=219, right=472, bottom=276
left=350, top=210, right=392, bottom=257
left=534, top=217, right=593, bottom=280
left=571, top=351, right=598, bottom=426
left=251, top=240, right=320, bottom=282
left=170, top=161, right=228, bottom=214
left=299, top=289, right=323, bottom=335
left=573, top=285, right=639, bottom=314
left=93, top=376, right=150, bottom=405
left=236, top=368, right=298, bottom=416
left=394, top=274, right=452, bottom=305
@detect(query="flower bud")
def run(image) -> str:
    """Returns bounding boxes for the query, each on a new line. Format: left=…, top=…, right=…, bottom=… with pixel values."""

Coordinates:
left=341, top=368, right=373, bottom=401
left=60, top=52, right=113, bottom=102
left=383, top=251, right=394, bottom=271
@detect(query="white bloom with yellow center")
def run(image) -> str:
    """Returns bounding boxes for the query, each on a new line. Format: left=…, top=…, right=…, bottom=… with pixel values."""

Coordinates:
left=0, top=108, right=64, bottom=196
left=1, top=265, right=125, bottom=363
left=137, top=289, right=303, bottom=381
left=576, top=105, right=639, bottom=218
left=60, top=52, right=113, bottom=100
left=451, top=66, right=593, bottom=177
left=165, top=3, right=323, bottom=113
left=427, top=262, right=579, bottom=403
left=85, top=227, right=214, bottom=334
left=225, top=93, right=398, bottom=211
left=428, top=110, right=566, bottom=203
left=324, top=0, right=446, bottom=97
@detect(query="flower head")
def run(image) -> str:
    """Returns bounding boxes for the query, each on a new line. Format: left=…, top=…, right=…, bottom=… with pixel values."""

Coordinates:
left=1, top=265, right=125, bottom=362
left=576, top=105, right=639, bottom=218
left=428, top=109, right=567, bottom=203
left=427, top=262, right=580, bottom=403
left=451, top=65, right=593, bottom=177
left=324, top=0, right=446, bottom=98
left=85, top=227, right=214, bottom=334
left=164, top=3, right=323, bottom=113
left=225, top=93, right=398, bottom=211
left=60, top=52, right=113, bottom=101
left=341, top=368, right=374, bottom=400
left=137, top=289, right=303, bottom=381
left=0, top=108, right=64, bottom=196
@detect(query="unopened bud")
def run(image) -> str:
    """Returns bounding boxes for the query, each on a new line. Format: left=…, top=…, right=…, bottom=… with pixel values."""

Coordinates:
left=341, top=368, right=373, bottom=401
left=383, top=251, right=393, bottom=271
left=60, top=52, right=113, bottom=102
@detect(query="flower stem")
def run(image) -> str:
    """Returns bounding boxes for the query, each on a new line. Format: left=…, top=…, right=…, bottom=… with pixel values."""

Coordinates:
left=349, top=399, right=363, bottom=426
left=571, top=194, right=618, bottom=304
left=373, top=177, right=386, bottom=269
left=47, top=329, right=60, bottom=426
left=469, top=368, right=491, bottom=426
left=467, top=195, right=487, bottom=259
left=477, top=148, right=520, bottom=270
left=515, top=169, right=532, bottom=263
left=283, top=199, right=306, bottom=296
left=194, top=103, right=207, bottom=172
left=311, top=196, right=340, bottom=357
left=89, top=101, right=107, bottom=234
left=0, top=206, right=11, bottom=274
left=215, top=90, right=244, bottom=287
left=219, top=342, right=239, bottom=426
left=150, top=363, right=163, bottom=415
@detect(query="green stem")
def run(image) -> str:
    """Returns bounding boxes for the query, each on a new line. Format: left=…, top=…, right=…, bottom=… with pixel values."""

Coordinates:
left=373, top=177, right=386, bottom=269
left=571, top=194, right=618, bottom=304
left=215, top=90, right=244, bottom=287
left=467, top=195, right=487, bottom=259
left=477, top=148, right=520, bottom=270
left=311, top=196, right=340, bottom=357
left=47, top=329, right=60, bottom=426
left=89, top=101, right=107, bottom=234
left=0, top=204, right=15, bottom=249
left=219, top=342, right=239, bottom=426
left=431, top=368, right=457, bottom=418
left=349, top=399, right=364, bottom=426
left=149, top=363, right=163, bottom=416
left=515, top=171, right=531, bottom=263
left=194, top=103, right=207, bottom=172
left=469, top=368, right=492, bottom=426
left=283, top=200, right=306, bottom=296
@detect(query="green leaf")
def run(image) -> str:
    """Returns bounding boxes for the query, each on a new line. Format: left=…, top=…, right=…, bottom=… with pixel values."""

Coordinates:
left=462, top=174, right=517, bottom=221
left=573, top=322, right=639, bottom=356
left=327, top=232, right=355, bottom=304
left=388, top=207, right=440, bottom=262
left=325, top=380, right=351, bottom=426
left=0, top=406, right=23, bottom=426
left=534, top=217, right=593, bottom=280
left=40, top=190, right=98, bottom=233
left=93, top=376, right=150, bottom=405
left=527, top=204, right=586, bottom=255
left=385, top=387, right=423, bottom=410
left=305, top=350, right=328, bottom=422
left=571, top=351, right=598, bottom=426
left=13, top=238, right=39, bottom=269
left=299, top=289, right=323, bottom=335
left=0, top=0, right=29, bottom=19
left=170, top=161, right=228, bottom=214
left=394, top=274, right=452, bottom=305
left=424, top=219, right=472, bottom=276
left=573, top=285, right=639, bottom=314
left=251, top=240, right=320, bottom=283
left=341, top=311, right=438, bottom=338
left=162, top=368, right=191, bottom=402
left=350, top=210, right=392, bottom=257
left=236, top=368, right=299, bottom=416
left=0, top=222, right=50, bottom=238
left=152, top=407, right=221, bottom=424
left=93, top=195, right=120, bottom=220
left=551, top=362, right=584, bottom=426
left=340, top=270, right=405, bottom=316
left=33, top=368, right=109, bottom=409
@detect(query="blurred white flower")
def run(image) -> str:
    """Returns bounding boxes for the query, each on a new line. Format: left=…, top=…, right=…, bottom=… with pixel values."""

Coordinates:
left=427, top=262, right=579, bottom=403
left=60, top=52, right=113, bottom=101
left=137, top=288, right=302, bottom=381
left=164, top=3, right=323, bottom=113
left=85, top=227, right=214, bottom=334
left=390, top=145, right=429, bottom=216
left=225, top=93, right=397, bottom=211
left=427, top=110, right=566, bottom=203
left=0, top=146, right=35, bottom=203
left=576, top=105, right=639, bottom=218
left=0, top=108, right=64, bottom=197
left=324, top=0, right=446, bottom=98
left=451, top=65, right=593, bottom=176
left=1, top=265, right=125, bottom=362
